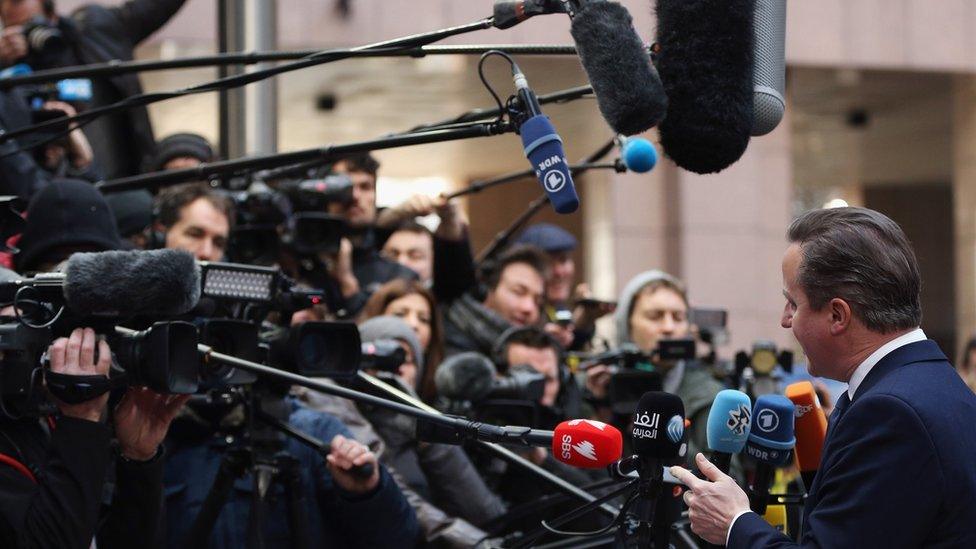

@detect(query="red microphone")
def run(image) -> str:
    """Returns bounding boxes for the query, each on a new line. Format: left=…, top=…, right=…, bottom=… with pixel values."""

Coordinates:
left=551, top=419, right=623, bottom=468
left=785, top=381, right=828, bottom=490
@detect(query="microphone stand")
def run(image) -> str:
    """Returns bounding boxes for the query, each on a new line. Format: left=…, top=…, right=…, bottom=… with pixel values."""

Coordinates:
left=160, top=334, right=619, bottom=517
left=475, top=137, right=617, bottom=264
left=354, top=371, right=619, bottom=517
left=96, top=121, right=513, bottom=193
left=0, top=45, right=580, bottom=89
left=0, top=16, right=499, bottom=152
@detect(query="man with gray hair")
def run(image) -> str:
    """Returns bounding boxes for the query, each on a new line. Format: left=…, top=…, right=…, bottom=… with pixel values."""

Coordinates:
left=672, top=207, right=976, bottom=548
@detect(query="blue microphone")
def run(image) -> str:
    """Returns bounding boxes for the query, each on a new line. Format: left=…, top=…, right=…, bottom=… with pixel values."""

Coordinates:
left=705, top=389, right=752, bottom=474
left=515, top=67, right=580, bottom=215
left=620, top=137, right=659, bottom=174
left=745, top=394, right=795, bottom=515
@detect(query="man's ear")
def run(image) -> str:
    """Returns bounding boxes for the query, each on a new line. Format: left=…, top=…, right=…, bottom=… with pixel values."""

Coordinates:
left=828, top=297, right=853, bottom=335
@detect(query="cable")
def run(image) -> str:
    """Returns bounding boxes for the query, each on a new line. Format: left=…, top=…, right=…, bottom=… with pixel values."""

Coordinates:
left=0, top=17, right=496, bottom=158
left=477, top=50, right=517, bottom=127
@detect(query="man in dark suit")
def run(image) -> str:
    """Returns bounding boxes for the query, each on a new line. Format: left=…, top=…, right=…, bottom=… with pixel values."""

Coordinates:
left=672, top=207, right=976, bottom=548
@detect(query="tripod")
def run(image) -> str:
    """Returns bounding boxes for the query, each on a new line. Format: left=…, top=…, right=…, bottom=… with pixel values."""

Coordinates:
left=182, top=387, right=361, bottom=549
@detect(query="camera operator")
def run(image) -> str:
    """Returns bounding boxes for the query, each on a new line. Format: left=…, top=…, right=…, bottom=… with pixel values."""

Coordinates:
left=376, top=193, right=477, bottom=305
left=514, top=223, right=615, bottom=351
left=355, top=316, right=507, bottom=543
left=443, top=244, right=549, bottom=357
left=604, top=270, right=725, bottom=463
left=304, top=153, right=416, bottom=317
left=163, top=394, right=419, bottom=548
left=494, top=326, right=582, bottom=429
left=153, top=182, right=233, bottom=262
left=0, top=0, right=189, bottom=179
left=0, top=327, right=188, bottom=548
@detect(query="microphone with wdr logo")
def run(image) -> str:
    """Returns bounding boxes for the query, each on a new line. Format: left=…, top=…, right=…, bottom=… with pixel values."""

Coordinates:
left=706, top=389, right=752, bottom=475
left=786, top=381, right=828, bottom=490
left=513, top=62, right=579, bottom=214
left=745, top=394, right=795, bottom=515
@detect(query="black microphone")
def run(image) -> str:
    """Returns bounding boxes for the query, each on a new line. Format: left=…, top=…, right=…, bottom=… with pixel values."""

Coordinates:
left=751, top=0, right=786, bottom=135
left=434, top=352, right=498, bottom=403
left=492, top=0, right=568, bottom=29
left=512, top=63, right=580, bottom=214
left=631, top=391, right=686, bottom=479
left=570, top=2, right=668, bottom=135
left=0, top=249, right=201, bottom=317
left=656, top=0, right=756, bottom=174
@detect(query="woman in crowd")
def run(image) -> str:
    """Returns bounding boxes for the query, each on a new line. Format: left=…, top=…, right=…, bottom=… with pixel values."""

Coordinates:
left=361, top=279, right=445, bottom=403
left=356, top=316, right=507, bottom=541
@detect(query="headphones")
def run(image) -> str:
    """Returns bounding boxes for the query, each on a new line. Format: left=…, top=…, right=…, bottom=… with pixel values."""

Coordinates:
left=492, top=326, right=572, bottom=386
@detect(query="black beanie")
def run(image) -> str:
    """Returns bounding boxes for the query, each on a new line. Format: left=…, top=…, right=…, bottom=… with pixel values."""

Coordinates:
left=151, top=133, right=215, bottom=172
left=15, top=179, right=123, bottom=272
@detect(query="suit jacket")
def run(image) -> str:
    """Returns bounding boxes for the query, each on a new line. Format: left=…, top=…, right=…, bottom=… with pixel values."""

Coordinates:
left=729, top=340, right=976, bottom=548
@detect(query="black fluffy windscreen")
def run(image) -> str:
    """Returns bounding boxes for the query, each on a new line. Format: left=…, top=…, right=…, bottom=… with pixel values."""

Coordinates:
left=435, top=352, right=496, bottom=402
left=656, top=0, right=755, bottom=174
left=571, top=2, right=668, bottom=136
left=63, top=249, right=201, bottom=317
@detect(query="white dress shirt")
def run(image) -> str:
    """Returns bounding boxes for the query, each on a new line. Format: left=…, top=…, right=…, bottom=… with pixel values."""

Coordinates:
left=725, top=327, right=927, bottom=545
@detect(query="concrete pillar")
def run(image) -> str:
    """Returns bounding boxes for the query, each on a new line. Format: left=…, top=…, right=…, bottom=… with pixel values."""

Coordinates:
left=952, top=75, right=976, bottom=358
left=586, top=110, right=794, bottom=352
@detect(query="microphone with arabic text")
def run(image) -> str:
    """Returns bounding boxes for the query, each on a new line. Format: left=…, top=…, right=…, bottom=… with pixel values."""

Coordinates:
left=706, top=389, right=752, bottom=475
left=744, top=394, right=795, bottom=515
left=786, top=381, right=828, bottom=491
left=630, top=391, right=686, bottom=479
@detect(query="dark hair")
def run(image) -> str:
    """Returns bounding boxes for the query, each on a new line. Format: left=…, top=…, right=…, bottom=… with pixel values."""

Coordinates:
left=392, top=220, right=433, bottom=238
left=787, top=207, right=921, bottom=333
left=334, top=152, right=380, bottom=179
left=499, top=326, right=559, bottom=354
left=155, top=183, right=236, bottom=230
left=360, top=279, right=443, bottom=402
left=483, top=244, right=550, bottom=292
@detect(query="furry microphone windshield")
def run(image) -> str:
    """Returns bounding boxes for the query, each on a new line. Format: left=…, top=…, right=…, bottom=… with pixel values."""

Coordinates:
left=64, top=249, right=201, bottom=317
left=656, top=0, right=755, bottom=174
left=571, top=2, right=668, bottom=135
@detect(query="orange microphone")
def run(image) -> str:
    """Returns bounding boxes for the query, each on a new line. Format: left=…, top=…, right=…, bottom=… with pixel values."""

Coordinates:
left=785, top=381, right=828, bottom=490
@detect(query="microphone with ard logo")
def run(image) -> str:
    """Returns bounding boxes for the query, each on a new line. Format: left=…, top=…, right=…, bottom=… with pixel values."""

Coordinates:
left=786, top=381, right=828, bottom=491
left=745, top=394, right=795, bottom=515
left=551, top=418, right=623, bottom=468
left=706, top=389, right=752, bottom=475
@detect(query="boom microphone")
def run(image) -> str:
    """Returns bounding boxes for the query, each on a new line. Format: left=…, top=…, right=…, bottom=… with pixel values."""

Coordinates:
left=552, top=419, right=623, bottom=468
left=785, top=381, right=827, bottom=490
left=434, top=352, right=497, bottom=402
left=513, top=63, right=580, bottom=214
left=751, top=0, right=787, bottom=135
left=570, top=2, right=667, bottom=136
left=744, top=394, right=795, bottom=515
left=705, top=389, right=752, bottom=474
left=0, top=249, right=201, bottom=317
left=656, top=0, right=756, bottom=174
